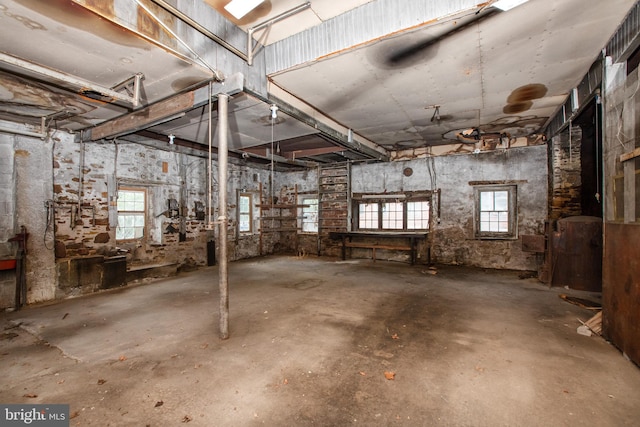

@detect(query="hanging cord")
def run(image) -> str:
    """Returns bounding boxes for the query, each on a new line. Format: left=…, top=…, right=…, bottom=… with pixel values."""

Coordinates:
left=43, top=133, right=56, bottom=250
left=594, top=97, right=601, bottom=203
left=568, top=119, right=572, bottom=163
left=207, top=82, right=214, bottom=228
left=270, top=105, right=278, bottom=229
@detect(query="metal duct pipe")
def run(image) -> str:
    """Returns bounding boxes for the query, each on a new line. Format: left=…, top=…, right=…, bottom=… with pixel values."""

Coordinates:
left=217, top=93, right=230, bottom=340
left=150, top=0, right=248, bottom=62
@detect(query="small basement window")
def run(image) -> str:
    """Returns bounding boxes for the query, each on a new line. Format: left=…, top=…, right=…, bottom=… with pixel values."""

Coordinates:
left=116, top=188, right=146, bottom=240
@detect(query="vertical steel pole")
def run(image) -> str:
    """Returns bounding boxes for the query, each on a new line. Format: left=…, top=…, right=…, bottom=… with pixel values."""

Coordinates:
left=217, top=93, right=230, bottom=339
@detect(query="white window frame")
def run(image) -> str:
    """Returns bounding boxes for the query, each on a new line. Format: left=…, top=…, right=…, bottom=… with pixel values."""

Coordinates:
left=238, top=193, right=253, bottom=234
left=355, top=196, right=430, bottom=231
left=299, top=196, right=319, bottom=233
left=474, top=185, right=517, bottom=239
left=116, top=187, right=146, bottom=241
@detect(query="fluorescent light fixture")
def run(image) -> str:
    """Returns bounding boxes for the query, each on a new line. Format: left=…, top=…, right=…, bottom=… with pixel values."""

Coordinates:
left=492, top=0, right=530, bottom=11
left=224, top=0, right=265, bottom=19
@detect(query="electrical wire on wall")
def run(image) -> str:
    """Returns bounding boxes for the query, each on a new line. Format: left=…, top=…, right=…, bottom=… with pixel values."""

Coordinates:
left=43, top=131, right=57, bottom=250
left=595, top=95, right=601, bottom=203
left=207, top=81, right=214, bottom=229
left=426, top=154, right=440, bottom=223
left=270, top=104, right=278, bottom=230
left=568, top=119, right=573, bottom=163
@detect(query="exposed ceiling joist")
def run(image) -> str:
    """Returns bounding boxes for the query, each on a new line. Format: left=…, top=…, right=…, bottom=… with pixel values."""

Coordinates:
left=84, top=73, right=244, bottom=141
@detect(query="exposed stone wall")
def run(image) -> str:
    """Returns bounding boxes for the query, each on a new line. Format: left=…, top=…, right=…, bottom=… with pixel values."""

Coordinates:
left=0, top=131, right=285, bottom=307
left=549, top=126, right=583, bottom=220
left=273, top=168, right=319, bottom=256
left=1, top=130, right=549, bottom=307
left=352, top=146, right=548, bottom=270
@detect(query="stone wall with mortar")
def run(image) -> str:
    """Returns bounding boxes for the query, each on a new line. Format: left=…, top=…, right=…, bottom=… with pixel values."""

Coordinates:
left=1, top=130, right=548, bottom=307
left=274, top=167, right=319, bottom=255
left=0, top=130, right=280, bottom=307
left=351, top=145, right=548, bottom=270
left=52, top=141, right=275, bottom=269
left=549, top=126, right=583, bottom=220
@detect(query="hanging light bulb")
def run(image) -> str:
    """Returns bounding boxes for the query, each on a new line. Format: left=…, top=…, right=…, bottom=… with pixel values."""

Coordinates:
left=168, top=134, right=175, bottom=145
left=270, top=104, right=278, bottom=120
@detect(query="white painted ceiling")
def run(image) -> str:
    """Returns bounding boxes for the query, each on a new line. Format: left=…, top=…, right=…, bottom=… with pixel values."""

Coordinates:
left=0, top=0, right=637, bottom=163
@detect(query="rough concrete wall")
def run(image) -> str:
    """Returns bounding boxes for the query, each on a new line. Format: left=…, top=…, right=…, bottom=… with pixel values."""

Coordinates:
left=0, top=134, right=17, bottom=308
left=549, top=126, right=582, bottom=220
left=352, top=146, right=548, bottom=270
left=14, top=134, right=57, bottom=304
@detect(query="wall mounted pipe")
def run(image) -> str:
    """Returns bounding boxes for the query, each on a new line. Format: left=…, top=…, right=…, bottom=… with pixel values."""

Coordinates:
left=247, top=2, right=311, bottom=66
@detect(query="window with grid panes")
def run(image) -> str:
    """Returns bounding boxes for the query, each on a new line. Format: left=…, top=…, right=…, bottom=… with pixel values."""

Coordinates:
left=300, top=197, right=318, bottom=233
left=238, top=193, right=252, bottom=233
left=475, top=185, right=517, bottom=239
left=116, top=188, right=146, bottom=240
left=358, top=202, right=379, bottom=229
left=356, top=196, right=430, bottom=231
left=407, top=200, right=430, bottom=229
left=382, top=202, right=403, bottom=229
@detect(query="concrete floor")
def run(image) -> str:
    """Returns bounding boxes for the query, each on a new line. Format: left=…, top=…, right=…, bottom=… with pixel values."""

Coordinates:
left=1, top=255, right=639, bottom=426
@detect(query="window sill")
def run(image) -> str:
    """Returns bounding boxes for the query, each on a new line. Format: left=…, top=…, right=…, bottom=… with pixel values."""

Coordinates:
left=474, top=235, right=518, bottom=241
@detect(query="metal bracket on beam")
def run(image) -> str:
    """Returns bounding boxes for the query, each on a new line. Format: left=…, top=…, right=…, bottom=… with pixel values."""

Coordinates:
left=0, top=52, right=144, bottom=109
left=111, top=73, right=145, bottom=109
left=247, top=2, right=311, bottom=66
left=0, top=117, right=47, bottom=139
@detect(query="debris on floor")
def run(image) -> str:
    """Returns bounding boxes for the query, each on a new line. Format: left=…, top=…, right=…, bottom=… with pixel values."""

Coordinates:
left=559, top=294, right=601, bottom=310
left=1, top=332, right=18, bottom=340
left=518, top=271, right=537, bottom=279
left=384, top=371, right=395, bottom=380
left=577, top=311, right=603, bottom=336
left=577, top=325, right=593, bottom=336
left=421, top=266, right=438, bottom=275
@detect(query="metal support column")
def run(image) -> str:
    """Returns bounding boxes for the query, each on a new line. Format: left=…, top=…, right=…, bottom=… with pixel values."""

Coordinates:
left=217, top=93, right=230, bottom=340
